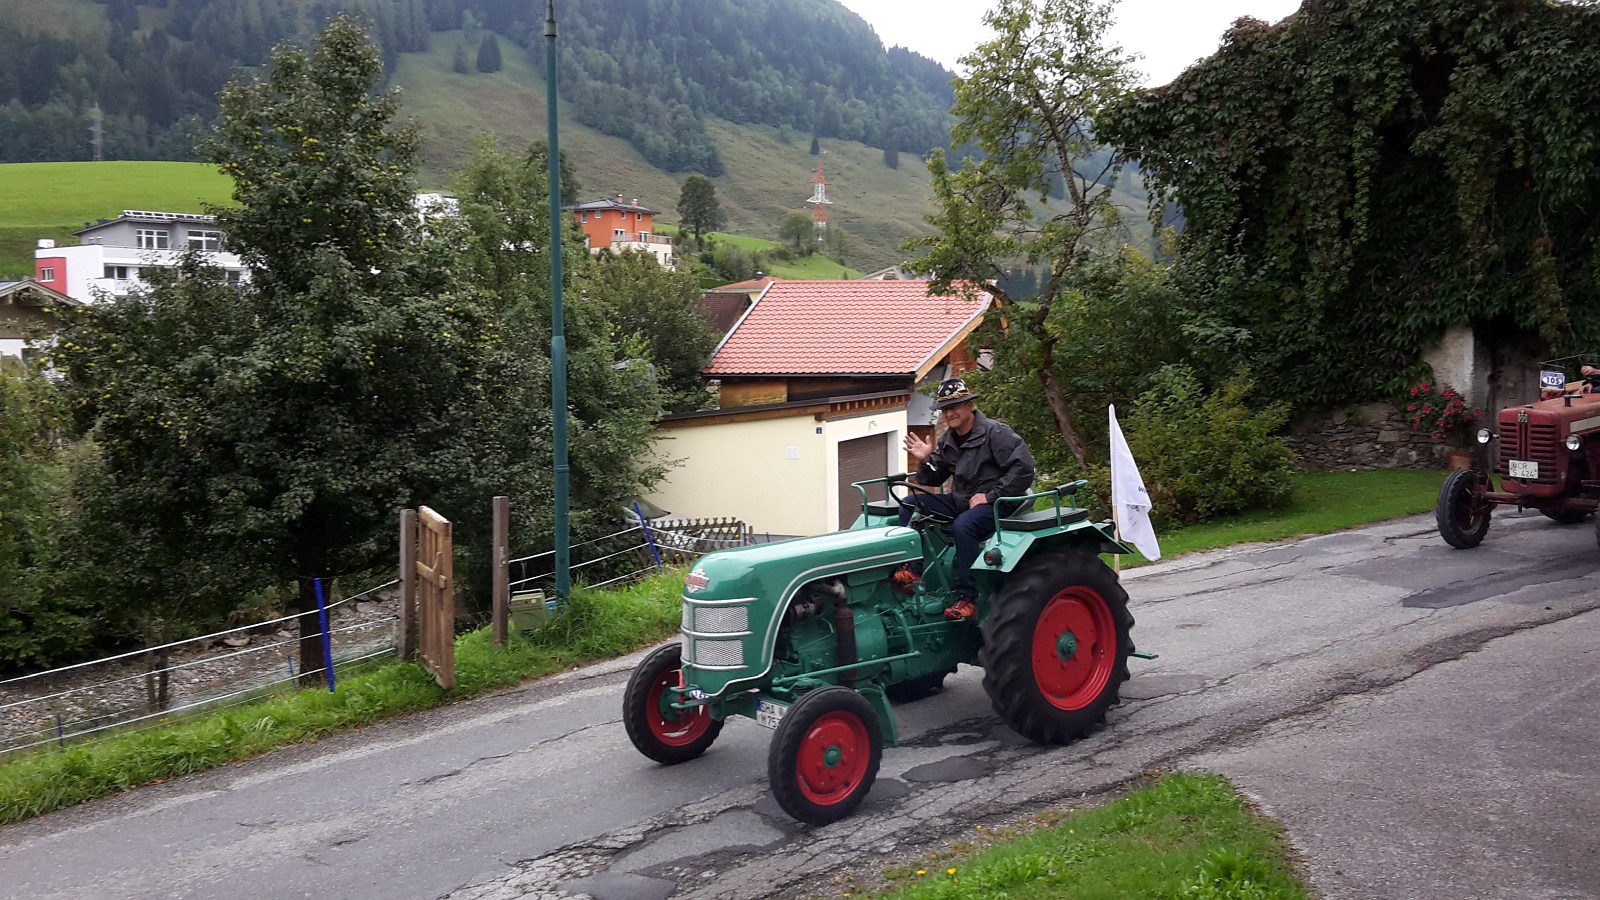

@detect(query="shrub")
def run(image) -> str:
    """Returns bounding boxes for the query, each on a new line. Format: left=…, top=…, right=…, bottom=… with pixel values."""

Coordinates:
left=1403, top=378, right=1480, bottom=442
left=1107, top=366, right=1297, bottom=527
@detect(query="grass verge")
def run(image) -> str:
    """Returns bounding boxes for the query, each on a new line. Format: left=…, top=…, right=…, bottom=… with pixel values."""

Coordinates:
left=0, top=571, right=684, bottom=826
left=1122, top=468, right=1443, bottom=567
left=861, top=772, right=1308, bottom=899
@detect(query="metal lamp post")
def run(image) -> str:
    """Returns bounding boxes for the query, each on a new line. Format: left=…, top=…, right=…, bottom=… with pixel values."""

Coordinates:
left=546, top=0, right=570, bottom=603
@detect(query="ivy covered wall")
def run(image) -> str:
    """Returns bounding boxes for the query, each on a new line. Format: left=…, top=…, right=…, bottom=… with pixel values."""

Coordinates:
left=1102, top=0, right=1600, bottom=407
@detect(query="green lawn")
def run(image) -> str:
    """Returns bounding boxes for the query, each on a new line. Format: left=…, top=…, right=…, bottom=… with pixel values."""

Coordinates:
left=0, top=161, right=235, bottom=278
left=660, top=225, right=863, bottom=279
left=1125, top=468, right=1443, bottom=566
left=863, top=773, right=1308, bottom=899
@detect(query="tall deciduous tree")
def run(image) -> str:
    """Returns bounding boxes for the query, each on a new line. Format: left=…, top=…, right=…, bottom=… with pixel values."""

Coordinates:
left=54, top=17, right=498, bottom=684
left=675, top=174, right=722, bottom=247
left=779, top=211, right=816, bottom=253
left=910, top=0, right=1139, bottom=468
left=581, top=250, right=720, bottom=414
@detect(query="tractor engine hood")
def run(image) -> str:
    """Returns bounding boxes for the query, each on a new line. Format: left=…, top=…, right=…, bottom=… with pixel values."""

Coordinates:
left=679, top=526, right=920, bottom=698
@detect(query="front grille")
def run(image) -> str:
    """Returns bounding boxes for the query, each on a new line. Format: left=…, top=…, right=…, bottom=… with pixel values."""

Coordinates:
left=693, top=640, right=744, bottom=667
left=1500, top=414, right=1559, bottom=484
left=689, top=605, right=749, bottom=634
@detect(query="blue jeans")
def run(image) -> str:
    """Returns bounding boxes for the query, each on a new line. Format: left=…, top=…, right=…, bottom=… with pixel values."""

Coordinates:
left=898, top=494, right=1013, bottom=598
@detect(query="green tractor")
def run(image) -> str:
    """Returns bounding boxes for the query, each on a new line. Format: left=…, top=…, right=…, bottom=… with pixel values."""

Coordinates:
left=623, top=474, right=1144, bottom=825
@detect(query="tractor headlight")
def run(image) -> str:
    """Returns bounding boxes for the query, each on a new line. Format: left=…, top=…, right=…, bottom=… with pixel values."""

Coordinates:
left=1566, top=434, right=1582, bottom=451
left=1476, top=428, right=1493, bottom=444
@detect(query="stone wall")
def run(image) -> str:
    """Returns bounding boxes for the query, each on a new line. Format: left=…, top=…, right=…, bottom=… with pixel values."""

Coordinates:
left=1285, top=401, right=1468, bottom=471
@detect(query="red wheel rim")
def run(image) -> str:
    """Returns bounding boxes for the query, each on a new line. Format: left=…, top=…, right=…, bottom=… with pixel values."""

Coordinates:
left=1032, top=586, right=1116, bottom=711
left=646, top=670, right=713, bottom=746
left=795, top=711, right=871, bottom=805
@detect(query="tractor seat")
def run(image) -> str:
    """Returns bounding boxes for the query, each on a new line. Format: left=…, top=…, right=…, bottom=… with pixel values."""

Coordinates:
left=865, top=501, right=900, bottom=518
left=998, top=507, right=1091, bottom=531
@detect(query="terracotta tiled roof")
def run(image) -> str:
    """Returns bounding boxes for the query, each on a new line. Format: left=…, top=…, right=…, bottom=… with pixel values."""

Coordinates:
left=704, top=280, right=989, bottom=377
left=711, top=275, right=777, bottom=292
left=701, top=290, right=750, bottom=334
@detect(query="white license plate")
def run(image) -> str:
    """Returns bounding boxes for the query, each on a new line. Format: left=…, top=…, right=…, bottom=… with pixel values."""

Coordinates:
left=754, top=699, right=789, bottom=729
left=1509, top=460, right=1539, bottom=480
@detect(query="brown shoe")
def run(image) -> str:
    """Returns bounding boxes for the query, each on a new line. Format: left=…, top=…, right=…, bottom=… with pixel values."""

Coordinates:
left=943, top=597, right=978, bottom=621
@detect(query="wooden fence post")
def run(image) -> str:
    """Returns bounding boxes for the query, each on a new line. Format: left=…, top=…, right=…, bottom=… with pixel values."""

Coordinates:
left=398, top=508, right=418, bottom=660
left=492, top=495, right=509, bottom=645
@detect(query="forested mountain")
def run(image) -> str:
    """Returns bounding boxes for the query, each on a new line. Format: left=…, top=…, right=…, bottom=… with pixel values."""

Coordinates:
left=0, top=0, right=955, bottom=171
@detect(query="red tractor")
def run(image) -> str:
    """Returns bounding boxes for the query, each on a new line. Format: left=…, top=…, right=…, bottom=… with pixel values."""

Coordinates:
left=1436, top=363, right=1600, bottom=548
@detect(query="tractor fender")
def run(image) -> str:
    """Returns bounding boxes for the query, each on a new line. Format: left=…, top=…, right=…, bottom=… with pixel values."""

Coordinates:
left=971, top=520, right=1132, bottom=576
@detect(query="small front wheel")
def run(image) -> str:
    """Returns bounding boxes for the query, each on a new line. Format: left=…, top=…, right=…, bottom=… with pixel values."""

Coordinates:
left=1436, top=468, right=1491, bottom=549
left=767, top=686, right=882, bottom=825
left=623, top=643, right=723, bottom=765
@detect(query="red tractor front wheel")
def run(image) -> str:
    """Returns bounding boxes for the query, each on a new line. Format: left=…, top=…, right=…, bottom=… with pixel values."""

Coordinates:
left=767, top=686, right=882, bottom=825
left=980, top=551, right=1134, bottom=744
left=1435, top=468, right=1491, bottom=549
left=623, top=643, right=723, bottom=765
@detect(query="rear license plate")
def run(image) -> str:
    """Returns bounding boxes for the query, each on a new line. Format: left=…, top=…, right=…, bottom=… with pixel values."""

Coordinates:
left=754, top=699, right=789, bottom=729
left=1509, top=460, right=1539, bottom=480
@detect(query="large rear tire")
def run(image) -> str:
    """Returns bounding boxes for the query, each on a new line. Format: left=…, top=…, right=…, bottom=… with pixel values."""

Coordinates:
left=623, top=643, right=723, bottom=765
left=979, top=551, right=1134, bottom=744
left=767, top=686, right=881, bottom=825
left=1436, top=468, right=1491, bottom=549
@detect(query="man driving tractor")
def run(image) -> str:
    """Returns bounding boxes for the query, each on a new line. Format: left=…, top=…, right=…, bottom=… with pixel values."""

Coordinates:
left=900, top=378, right=1036, bottom=620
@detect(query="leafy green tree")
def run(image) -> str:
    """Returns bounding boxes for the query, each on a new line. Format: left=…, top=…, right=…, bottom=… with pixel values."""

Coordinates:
left=582, top=251, right=721, bottom=413
left=676, top=174, right=722, bottom=247
left=451, top=135, right=668, bottom=551
left=882, top=146, right=899, bottom=169
left=54, top=17, right=500, bottom=684
left=0, top=362, right=88, bottom=672
left=451, top=40, right=471, bottom=75
left=476, top=32, right=503, bottom=73
left=824, top=225, right=851, bottom=268
left=779, top=212, right=816, bottom=253
left=910, top=0, right=1139, bottom=468
left=809, top=133, right=821, bottom=156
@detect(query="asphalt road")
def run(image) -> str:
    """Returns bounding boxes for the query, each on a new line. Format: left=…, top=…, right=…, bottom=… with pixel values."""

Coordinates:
left=2, top=509, right=1597, bottom=900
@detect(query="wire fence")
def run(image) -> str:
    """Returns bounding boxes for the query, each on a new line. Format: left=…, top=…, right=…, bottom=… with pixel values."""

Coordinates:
left=0, top=514, right=756, bottom=759
left=507, top=516, right=753, bottom=594
left=0, top=579, right=399, bottom=759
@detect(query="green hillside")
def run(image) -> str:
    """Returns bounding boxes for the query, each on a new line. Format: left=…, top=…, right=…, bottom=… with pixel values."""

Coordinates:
left=0, top=161, right=235, bottom=279
left=395, top=32, right=938, bottom=271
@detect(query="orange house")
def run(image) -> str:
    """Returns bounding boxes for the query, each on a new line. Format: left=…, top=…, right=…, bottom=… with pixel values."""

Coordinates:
left=563, top=194, right=675, bottom=267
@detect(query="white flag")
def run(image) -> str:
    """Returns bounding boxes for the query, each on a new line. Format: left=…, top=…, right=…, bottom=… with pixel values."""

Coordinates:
left=1108, top=404, right=1161, bottom=560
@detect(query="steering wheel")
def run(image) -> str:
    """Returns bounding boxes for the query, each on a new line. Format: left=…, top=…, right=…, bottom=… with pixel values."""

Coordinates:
left=888, top=477, right=952, bottom=524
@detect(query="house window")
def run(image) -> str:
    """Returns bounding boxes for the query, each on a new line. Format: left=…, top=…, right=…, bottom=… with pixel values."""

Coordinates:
left=137, top=229, right=169, bottom=250
left=638, top=232, right=651, bottom=243
left=581, top=211, right=588, bottom=222
left=226, top=270, right=243, bottom=284
left=187, top=230, right=223, bottom=251
left=103, top=265, right=130, bottom=280
left=614, top=229, right=627, bottom=241
left=39, top=267, right=54, bottom=281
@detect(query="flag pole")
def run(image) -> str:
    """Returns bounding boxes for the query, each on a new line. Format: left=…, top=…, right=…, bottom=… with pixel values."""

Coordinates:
left=1112, top=505, right=1122, bottom=574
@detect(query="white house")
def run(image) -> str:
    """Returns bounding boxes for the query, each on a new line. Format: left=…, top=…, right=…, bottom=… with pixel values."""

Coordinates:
left=35, top=210, right=246, bottom=303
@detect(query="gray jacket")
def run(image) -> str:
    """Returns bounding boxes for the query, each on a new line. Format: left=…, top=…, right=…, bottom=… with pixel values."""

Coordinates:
left=916, top=412, right=1035, bottom=508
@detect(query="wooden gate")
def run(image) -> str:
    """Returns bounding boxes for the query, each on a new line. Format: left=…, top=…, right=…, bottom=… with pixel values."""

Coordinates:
left=413, top=506, right=456, bottom=690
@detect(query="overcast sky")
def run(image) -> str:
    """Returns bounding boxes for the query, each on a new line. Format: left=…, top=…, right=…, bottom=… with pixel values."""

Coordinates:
left=833, top=0, right=1303, bottom=86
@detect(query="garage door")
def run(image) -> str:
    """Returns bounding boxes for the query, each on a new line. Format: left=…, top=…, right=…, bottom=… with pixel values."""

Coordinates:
left=837, top=432, right=890, bottom=530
